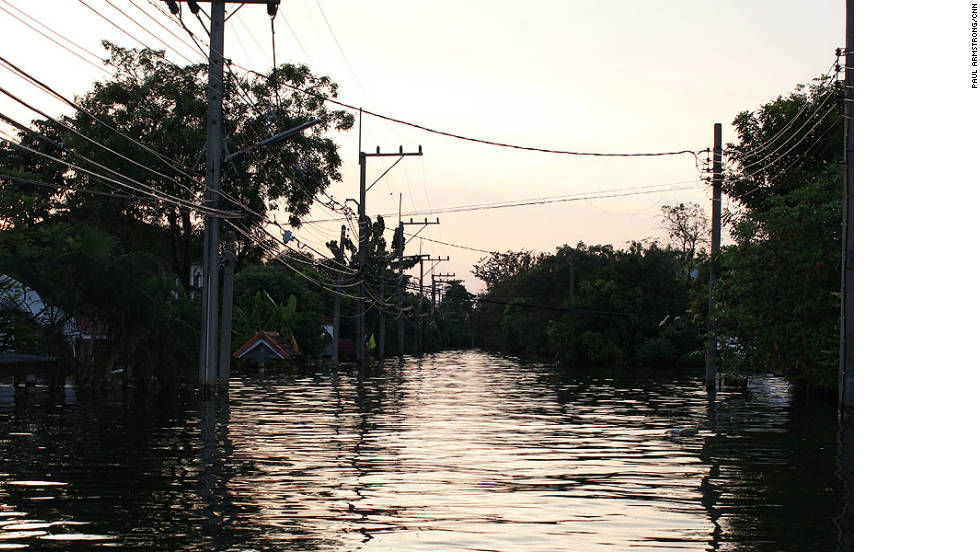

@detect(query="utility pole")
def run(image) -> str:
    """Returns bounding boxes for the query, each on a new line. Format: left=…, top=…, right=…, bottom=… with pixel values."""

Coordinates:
left=417, top=251, right=426, bottom=354
left=414, top=253, right=448, bottom=353
left=218, top=232, right=235, bottom=386
left=165, top=0, right=280, bottom=390
left=396, top=195, right=404, bottom=356
left=433, top=273, right=456, bottom=308
left=431, top=274, right=437, bottom=308
left=200, top=0, right=225, bottom=390
left=356, top=145, right=422, bottom=364
left=706, top=123, right=722, bottom=389
left=839, top=0, right=854, bottom=419
left=378, top=260, right=386, bottom=360
left=399, top=216, right=439, bottom=355
left=331, top=224, right=346, bottom=365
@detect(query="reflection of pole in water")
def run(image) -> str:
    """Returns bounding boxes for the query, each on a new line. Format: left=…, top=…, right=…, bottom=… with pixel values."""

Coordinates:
left=833, top=417, right=854, bottom=551
left=198, top=391, right=232, bottom=547
left=349, top=373, right=373, bottom=546
left=700, top=383, right=721, bottom=551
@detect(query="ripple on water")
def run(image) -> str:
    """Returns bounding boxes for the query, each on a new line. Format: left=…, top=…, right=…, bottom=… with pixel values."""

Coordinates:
left=39, top=534, right=115, bottom=541
left=0, top=351, right=849, bottom=551
left=4, top=481, right=68, bottom=487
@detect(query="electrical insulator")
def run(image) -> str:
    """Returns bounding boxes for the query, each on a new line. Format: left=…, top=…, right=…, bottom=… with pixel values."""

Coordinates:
left=186, top=0, right=200, bottom=14
left=165, top=0, right=179, bottom=15
left=267, top=0, right=280, bottom=17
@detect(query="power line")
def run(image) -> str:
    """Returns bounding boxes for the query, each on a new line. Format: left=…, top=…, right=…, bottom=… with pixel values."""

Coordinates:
left=0, top=171, right=137, bottom=201
left=733, top=89, right=840, bottom=175
left=740, top=108, right=840, bottom=181
left=230, top=62, right=703, bottom=159
left=126, top=0, right=208, bottom=62
left=734, top=58, right=840, bottom=159
left=0, top=54, right=191, bottom=179
left=0, top=132, right=236, bottom=217
left=729, top=114, right=843, bottom=204
left=304, top=180, right=703, bottom=223
left=0, top=1, right=112, bottom=75
left=0, top=83, right=208, bottom=204
left=99, top=0, right=197, bottom=65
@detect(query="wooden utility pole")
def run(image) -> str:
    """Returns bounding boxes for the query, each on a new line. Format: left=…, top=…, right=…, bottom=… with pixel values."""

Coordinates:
left=331, top=224, right=346, bottom=365
left=706, top=123, right=722, bottom=389
left=839, top=0, right=854, bottom=418
left=165, top=0, right=280, bottom=390
left=356, top=145, right=422, bottom=363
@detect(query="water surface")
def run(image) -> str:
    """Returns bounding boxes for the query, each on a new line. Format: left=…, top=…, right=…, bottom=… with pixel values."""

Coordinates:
left=0, top=350, right=852, bottom=550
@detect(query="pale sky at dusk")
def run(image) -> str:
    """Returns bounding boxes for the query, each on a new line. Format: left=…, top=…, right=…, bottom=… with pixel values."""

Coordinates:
left=0, top=0, right=846, bottom=292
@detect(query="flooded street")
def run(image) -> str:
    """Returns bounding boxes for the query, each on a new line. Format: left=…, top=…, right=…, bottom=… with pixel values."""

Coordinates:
left=0, top=350, right=852, bottom=550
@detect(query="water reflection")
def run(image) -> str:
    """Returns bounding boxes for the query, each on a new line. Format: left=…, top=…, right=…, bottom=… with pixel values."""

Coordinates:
left=1, top=351, right=850, bottom=550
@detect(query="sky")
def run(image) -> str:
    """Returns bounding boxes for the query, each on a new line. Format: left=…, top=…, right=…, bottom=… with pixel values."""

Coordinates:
left=2, top=4, right=980, bottom=548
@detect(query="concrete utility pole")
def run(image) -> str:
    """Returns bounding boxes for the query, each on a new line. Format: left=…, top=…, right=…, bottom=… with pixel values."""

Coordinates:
left=219, top=232, right=235, bottom=385
left=399, top=216, right=438, bottom=355
left=433, top=273, right=456, bottom=308
left=417, top=251, right=425, bottom=354
left=415, top=255, right=448, bottom=353
left=706, top=123, right=722, bottom=389
left=166, top=0, right=280, bottom=390
left=839, top=0, right=854, bottom=418
left=431, top=274, right=437, bottom=309
left=356, top=145, right=422, bottom=363
left=378, top=261, right=386, bottom=360
left=331, top=224, right=346, bottom=365
left=200, top=0, right=225, bottom=389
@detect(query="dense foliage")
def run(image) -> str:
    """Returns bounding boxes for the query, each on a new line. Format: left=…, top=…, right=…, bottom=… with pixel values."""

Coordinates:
left=710, top=76, right=844, bottom=392
left=0, top=44, right=353, bottom=378
left=470, top=243, right=700, bottom=367
left=1, top=44, right=353, bottom=289
left=0, top=222, right=197, bottom=376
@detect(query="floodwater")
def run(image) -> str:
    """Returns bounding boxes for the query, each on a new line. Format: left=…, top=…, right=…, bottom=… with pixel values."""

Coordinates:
left=0, top=350, right=852, bottom=551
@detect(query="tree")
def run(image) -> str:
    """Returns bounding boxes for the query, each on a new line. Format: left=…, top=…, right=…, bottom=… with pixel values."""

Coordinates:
left=708, top=76, right=844, bottom=394
left=472, top=250, right=538, bottom=290
left=724, top=76, right=843, bottom=211
left=471, top=242, right=692, bottom=367
left=27, top=43, right=353, bottom=288
left=659, top=202, right=709, bottom=276
left=232, top=262, right=326, bottom=355
left=0, top=222, right=197, bottom=375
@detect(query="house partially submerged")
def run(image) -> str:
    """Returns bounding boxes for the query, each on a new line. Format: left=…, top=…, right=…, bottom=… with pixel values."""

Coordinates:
left=233, top=331, right=300, bottom=365
left=1, top=275, right=107, bottom=359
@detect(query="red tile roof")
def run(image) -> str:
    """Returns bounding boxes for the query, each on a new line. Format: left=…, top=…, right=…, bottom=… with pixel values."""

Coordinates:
left=233, top=331, right=300, bottom=360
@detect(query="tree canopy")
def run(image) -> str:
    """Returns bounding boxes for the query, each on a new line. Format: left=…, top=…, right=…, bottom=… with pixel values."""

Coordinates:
left=709, top=76, right=845, bottom=392
left=2, top=43, right=354, bottom=289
